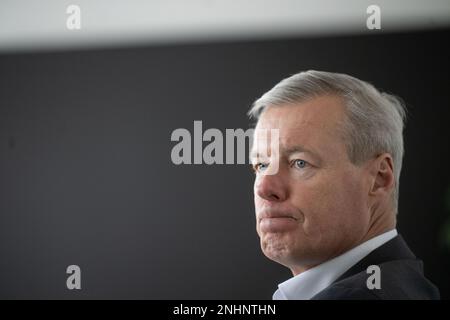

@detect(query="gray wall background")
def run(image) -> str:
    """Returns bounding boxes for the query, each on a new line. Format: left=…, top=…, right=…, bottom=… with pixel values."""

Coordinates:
left=1, top=29, right=449, bottom=299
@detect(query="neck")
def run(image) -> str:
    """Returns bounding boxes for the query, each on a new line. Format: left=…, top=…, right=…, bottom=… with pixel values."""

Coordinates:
left=289, top=204, right=396, bottom=277
left=361, top=202, right=396, bottom=244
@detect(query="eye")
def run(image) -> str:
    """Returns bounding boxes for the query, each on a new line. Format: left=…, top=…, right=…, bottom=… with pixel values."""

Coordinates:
left=292, top=159, right=308, bottom=169
left=252, top=162, right=269, bottom=173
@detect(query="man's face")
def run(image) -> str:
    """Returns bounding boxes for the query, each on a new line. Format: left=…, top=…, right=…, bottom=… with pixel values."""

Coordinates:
left=252, top=95, right=372, bottom=275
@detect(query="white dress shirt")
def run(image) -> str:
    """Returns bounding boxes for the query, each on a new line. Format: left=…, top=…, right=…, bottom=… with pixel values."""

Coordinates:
left=273, top=229, right=398, bottom=300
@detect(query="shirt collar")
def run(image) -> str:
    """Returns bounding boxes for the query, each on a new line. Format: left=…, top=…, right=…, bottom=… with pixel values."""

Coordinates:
left=273, top=229, right=398, bottom=300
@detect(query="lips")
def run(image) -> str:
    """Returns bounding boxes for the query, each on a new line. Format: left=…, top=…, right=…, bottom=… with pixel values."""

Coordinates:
left=258, top=209, right=298, bottom=221
left=258, top=209, right=299, bottom=233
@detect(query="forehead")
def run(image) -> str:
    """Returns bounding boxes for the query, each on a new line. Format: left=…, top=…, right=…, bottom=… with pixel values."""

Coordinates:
left=253, top=95, right=347, bottom=155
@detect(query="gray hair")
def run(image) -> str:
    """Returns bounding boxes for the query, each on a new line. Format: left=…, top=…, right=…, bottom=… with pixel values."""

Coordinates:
left=248, top=70, right=407, bottom=214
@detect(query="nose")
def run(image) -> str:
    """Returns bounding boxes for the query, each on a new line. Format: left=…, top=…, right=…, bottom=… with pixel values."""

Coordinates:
left=254, top=171, right=288, bottom=202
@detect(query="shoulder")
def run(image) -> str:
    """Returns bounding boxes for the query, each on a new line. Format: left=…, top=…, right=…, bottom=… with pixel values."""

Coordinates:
left=312, top=259, right=440, bottom=300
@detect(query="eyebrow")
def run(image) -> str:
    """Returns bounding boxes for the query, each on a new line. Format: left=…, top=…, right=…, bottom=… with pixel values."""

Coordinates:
left=250, top=145, right=321, bottom=160
left=283, top=145, right=318, bottom=157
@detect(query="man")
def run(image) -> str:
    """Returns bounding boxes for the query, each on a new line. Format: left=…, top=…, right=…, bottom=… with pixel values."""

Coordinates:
left=248, top=70, right=439, bottom=300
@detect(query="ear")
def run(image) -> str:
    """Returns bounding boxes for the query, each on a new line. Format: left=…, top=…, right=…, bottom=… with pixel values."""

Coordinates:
left=368, top=153, right=395, bottom=197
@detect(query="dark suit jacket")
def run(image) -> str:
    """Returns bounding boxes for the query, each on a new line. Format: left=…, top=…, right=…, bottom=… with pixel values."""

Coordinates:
left=311, top=235, right=440, bottom=300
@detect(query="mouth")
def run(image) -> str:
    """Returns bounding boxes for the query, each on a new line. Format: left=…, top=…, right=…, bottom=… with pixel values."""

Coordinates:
left=258, top=212, right=298, bottom=222
left=258, top=211, right=299, bottom=233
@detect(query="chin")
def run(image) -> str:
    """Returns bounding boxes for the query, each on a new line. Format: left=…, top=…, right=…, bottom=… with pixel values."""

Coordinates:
left=261, top=234, right=296, bottom=262
left=261, top=234, right=322, bottom=269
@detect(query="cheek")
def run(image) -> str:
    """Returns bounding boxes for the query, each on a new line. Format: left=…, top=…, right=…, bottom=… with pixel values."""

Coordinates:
left=290, top=170, right=368, bottom=236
